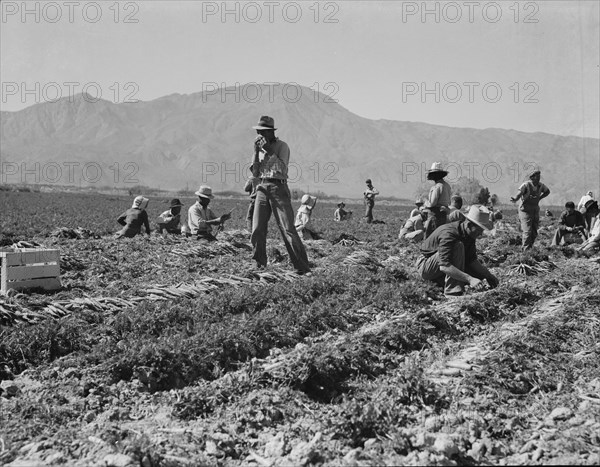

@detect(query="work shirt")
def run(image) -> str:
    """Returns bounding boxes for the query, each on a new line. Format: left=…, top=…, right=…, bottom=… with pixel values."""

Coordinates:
left=558, top=210, right=585, bottom=231
left=426, top=180, right=452, bottom=209
left=419, top=221, right=477, bottom=268
left=364, top=186, right=379, bottom=204
left=116, top=208, right=150, bottom=237
left=399, top=214, right=425, bottom=238
left=157, top=209, right=181, bottom=231
left=295, top=205, right=314, bottom=231
left=515, top=181, right=550, bottom=211
left=188, top=202, right=217, bottom=235
left=334, top=208, right=348, bottom=221
left=253, top=138, right=290, bottom=180
left=448, top=207, right=466, bottom=222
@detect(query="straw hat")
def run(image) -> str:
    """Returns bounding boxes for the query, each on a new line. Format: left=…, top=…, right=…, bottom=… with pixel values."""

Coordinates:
left=426, top=162, right=449, bottom=179
left=194, top=186, right=214, bottom=199
left=466, top=205, right=494, bottom=231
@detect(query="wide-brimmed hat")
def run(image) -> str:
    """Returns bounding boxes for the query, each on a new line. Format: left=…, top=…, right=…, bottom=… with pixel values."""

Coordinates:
left=426, top=162, right=449, bottom=179
left=466, top=205, right=494, bottom=231
left=365, top=179, right=372, bottom=184
left=194, top=185, right=214, bottom=199
left=337, top=202, right=345, bottom=208
left=169, top=198, right=184, bottom=208
left=584, top=199, right=599, bottom=212
left=252, top=116, right=277, bottom=130
left=415, top=198, right=424, bottom=206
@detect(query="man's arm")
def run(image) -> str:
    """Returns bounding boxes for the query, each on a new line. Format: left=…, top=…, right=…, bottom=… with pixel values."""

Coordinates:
left=117, top=212, right=127, bottom=226
left=439, top=264, right=483, bottom=288
left=540, top=184, right=550, bottom=199
left=426, top=185, right=440, bottom=208
left=467, top=259, right=499, bottom=288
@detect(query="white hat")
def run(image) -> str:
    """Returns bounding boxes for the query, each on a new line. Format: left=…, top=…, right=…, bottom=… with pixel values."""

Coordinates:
left=194, top=185, right=214, bottom=199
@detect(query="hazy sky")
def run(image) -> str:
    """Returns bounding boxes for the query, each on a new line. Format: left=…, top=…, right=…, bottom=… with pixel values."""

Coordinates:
left=1, top=0, right=599, bottom=138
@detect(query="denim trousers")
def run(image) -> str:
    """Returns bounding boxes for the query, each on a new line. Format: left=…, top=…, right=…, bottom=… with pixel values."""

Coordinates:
left=251, top=182, right=310, bottom=273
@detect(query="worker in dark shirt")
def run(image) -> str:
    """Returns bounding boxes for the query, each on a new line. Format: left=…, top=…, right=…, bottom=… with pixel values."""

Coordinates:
left=115, top=195, right=151, bottom=238
left=416, top=205, right=499, bottom=297
left=551, top=201, right=587, bottom=246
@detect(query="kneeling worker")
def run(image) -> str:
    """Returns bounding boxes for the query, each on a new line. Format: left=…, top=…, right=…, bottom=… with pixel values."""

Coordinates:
left=188, top=185, right=232, bottom=241
left=416, top=205, right=499, bottom=297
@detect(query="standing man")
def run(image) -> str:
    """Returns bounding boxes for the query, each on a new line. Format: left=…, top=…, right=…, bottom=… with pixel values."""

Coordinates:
left=364, top=179, right=379, bottom=224
left=510, top=169, right=550, bottom=250
left=417, top=205, right=499, bottom=297
left=424, top=162, right=452, bottom=239
left=250, top=116, right=311, bottom=275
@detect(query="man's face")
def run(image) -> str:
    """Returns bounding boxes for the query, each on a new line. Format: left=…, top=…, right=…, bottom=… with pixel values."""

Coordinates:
left=171, top=206, right=181, bottom=215
left=256, top=129, right=274, bottom=140
left=530, top=173, right=541, bottom=185
left=199, top=197, right=210, bottom=207
left=465, top=221, right=485, bottom=239
left=566, top=206, right=575, bottom=215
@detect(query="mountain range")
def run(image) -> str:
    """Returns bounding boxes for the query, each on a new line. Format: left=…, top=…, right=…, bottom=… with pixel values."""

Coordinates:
left=1, top=84, right=598, bottom=203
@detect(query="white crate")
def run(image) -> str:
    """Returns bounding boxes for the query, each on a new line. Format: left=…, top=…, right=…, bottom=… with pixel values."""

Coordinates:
left=0, top=247, right=61, bottom=293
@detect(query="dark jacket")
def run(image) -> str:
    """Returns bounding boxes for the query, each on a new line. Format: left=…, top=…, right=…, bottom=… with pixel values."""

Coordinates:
left=116, top=208, right=150, bottom=237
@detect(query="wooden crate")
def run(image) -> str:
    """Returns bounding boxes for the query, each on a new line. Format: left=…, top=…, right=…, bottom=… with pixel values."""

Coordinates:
left=0, top=247, right=61, bottom=293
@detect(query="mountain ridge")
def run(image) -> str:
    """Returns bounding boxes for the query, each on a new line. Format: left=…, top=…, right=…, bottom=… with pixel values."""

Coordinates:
left=1, top=86, right=598, bottom=202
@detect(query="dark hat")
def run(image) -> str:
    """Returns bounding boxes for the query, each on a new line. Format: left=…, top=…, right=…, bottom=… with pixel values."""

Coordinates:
left=337, top=202, right=345, bottom=208
left=365, top=179, right=372, bottom=184
left=169, top=198, right=184, bottom=208
left=585, top=199, right=599, bottom=212
left=252, top=116, right=277, bottom=130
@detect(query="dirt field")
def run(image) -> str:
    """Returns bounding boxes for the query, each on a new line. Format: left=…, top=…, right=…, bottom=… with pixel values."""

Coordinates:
left=1, top=191, right=599, bottom=466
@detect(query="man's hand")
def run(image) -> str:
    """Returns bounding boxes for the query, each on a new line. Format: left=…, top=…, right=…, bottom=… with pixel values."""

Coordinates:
left=510, top=196, right=517, bottom=203
left=220, top=212, right=231, bottom=223
left=486, top=274, right=499, bottom=289
left=254, top=135, right=267, bottom=152
left=468, top=277, right=484, bottom=290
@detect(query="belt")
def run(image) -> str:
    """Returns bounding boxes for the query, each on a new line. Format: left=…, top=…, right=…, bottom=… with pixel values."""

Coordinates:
left=261, top=178, right=287, bottom=184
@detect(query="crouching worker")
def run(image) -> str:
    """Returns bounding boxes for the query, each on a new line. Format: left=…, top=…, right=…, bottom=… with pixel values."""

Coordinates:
left=334, top=202, right=352, bottom=221
left=156, top=198, right=184, bottom=235
left=551, top=201, right=586, bottom=246
left=577, top=216, right=600, bottom=254
left=399, top=209, right=427, bottom=242
left=416, top=205, right=499, bottom=298
left=115, top=195, right=151, bottom=238
left=188, top=185, right=231, bottom=241
left=295, top=194, right=319, bottom=240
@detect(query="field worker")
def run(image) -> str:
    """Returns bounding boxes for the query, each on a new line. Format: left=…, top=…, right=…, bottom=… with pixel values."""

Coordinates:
left=423, top=162, right=452, bottom=239
left=510, top=169, right=550, bottom=250
left=409, top=198, right=425, bottom=218
left=416, top=205, right=499, bottom=298
left=334, top=202, right=352, bottom=221
left=244, top=169, right=259, bottom=231
left=551, top=201, right=587, bottom=246
left=295, top=194, right=319, bottom=240
left=363, top=179, right=379, bottom=224
left=156, top=198, right=185, bottom=235
left=582, top=199, right=599, bottom=233
left=577, top=190, right=594, bottom=212
left=399, top=209, right=427, bottom=242
left=250, top=116, right=311, bottom=274
left=188, top=185, right=231, bottom=241
left=577, top=215, right=600, bottom=254
left=115, top=195, right=151, bottom=238
left=448, top=195, right=466, bottom=222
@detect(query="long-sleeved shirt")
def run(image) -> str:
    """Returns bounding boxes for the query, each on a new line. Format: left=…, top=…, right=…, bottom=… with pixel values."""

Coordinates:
left=419, top=221, right=477, bottom=268
left=116, top=208, right=150, bottom=237
left=399, top=214, right=425, bottom=239
left=252, top=138, right=290, bottom=180
left=558, top=210, right=585, bottom=231
left=295, top=205, right=314, bottom=231
left=334, top=208, right=349, bottom=221
left=188, top=202, right=217, bottom=235
left=448, top=207, right=466, bottom=222
left=157, top=209, right=181, bottom=232
left=426, top=180, right=452, bottom=209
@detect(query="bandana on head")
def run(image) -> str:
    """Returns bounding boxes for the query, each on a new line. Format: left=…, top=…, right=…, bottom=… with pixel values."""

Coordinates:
left=132, top=196, right=149, bottom=210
